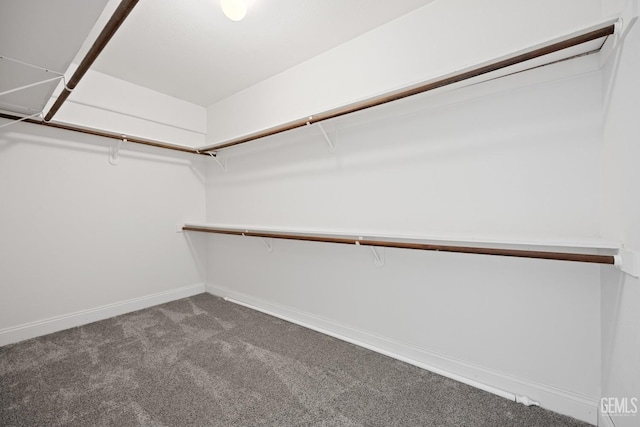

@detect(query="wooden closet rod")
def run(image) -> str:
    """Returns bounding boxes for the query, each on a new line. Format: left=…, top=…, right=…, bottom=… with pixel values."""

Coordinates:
left=199, top=22, right=615, bottom=153
left=1, top=22, right=615, bottom=157
left=0, top=112, right=200, bottom=154
left=0, top=0, right=208, bottom=155
left=44, top=0, right=140, bottom=122
left=182, top=225, right=616, bottom=265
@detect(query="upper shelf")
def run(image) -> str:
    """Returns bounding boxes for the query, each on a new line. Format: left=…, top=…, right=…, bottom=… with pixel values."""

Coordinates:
left=0, top=20, right=617, bottom=157
left=198, top=20, right=616, bottom=153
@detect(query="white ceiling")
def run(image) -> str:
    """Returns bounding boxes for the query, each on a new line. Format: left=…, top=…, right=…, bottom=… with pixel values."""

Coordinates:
left=0, top=0, right=108, bottom=115
left=88, top=0, right=436, bottom=107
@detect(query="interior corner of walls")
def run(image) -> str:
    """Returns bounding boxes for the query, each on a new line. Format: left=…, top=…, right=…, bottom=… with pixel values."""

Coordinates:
left=48, top=68, right=207, bottom=147
left=601, top=0, right=634, bottom=19
left=54, top=101, right=206, bottom=148
left=598, top=410, right=616, bottom=427
left=616, top=248, right=640, bottom=278
left=597, top=409, right=640, bottom=427
left=205, top=92, right=286, bottom=145
left=205, top=283, right=222, bottom=297
left=204, top=0, right=609, bottom=146
left=0, top=283, right=206, bottom=347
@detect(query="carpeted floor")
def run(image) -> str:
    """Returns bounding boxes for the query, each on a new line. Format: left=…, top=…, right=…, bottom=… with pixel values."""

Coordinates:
left=1, top=293, right=589, bottom=426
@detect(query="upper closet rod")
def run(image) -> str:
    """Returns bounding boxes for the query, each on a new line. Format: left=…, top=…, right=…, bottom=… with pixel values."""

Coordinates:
left=198, top=22, right=615, bottom=153
left=0, top=20, right=615, bottom=158
left=0, top=112, right=199, bottom=154
left=44, top=0, right=140, bottom=122
left=182, top=225, right=616, bottom=265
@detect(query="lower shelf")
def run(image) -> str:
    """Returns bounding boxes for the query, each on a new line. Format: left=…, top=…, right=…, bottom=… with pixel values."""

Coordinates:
left=183, top=223, right=621, bottom=266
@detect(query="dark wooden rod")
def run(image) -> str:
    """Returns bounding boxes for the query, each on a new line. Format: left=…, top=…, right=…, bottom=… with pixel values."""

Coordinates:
left=199, top=23, right=614, bottom=152
left=0, top=112, right=201, bottom=154
left=3, top=22, right=614, bottom=157
left=44, top=0, right=140, bottom=122
left=182, top=226, right=616, bottom=265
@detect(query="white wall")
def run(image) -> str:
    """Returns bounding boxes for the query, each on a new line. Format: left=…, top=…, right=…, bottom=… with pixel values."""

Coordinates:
left=47, top=66, right=207, bottom=148
left=206, top=0, right=603, bottom=145
left=204, top=56, right=607, bottom=423
left=206, top=59, right=603, bottom=239
left=0, top=121, right=207, bottom=345
left=1, top=1, right=634, bottom=425
left=600, top=3, right=640, bottom=425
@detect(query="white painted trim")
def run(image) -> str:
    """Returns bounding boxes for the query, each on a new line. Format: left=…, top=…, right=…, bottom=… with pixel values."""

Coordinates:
left=0, top=283, right=206, bottom=347
left=206, top=283, right=598, bottom=425
left=599, top=411, right=616, bottom=427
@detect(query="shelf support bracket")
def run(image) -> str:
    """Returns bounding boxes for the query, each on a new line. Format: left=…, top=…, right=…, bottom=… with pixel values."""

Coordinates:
left=355, top=237, right=384, bottom=267
left=616, top=248, right=640, bottom=278
left=207, top=152, right=226, bottom=171
left=109, top=135, right=126, bottom=166
left=261, top=237, right=274, bottom=253
left=370, top=246, right=385, bottom=267
left=317, top=123, right=336, bottom=153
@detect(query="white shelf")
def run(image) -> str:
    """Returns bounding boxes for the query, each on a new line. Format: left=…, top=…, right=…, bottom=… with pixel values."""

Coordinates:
left=183, top=222, right=620, bottom=253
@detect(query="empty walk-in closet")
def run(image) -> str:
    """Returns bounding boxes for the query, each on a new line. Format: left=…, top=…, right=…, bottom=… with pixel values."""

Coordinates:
left=1, top=0, right=639, bottom=426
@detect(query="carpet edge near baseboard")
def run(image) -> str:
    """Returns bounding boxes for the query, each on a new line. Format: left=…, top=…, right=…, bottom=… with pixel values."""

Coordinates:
left=205, top=283, right=598, bottom=426
left=0, top=282, right=206, bottom=347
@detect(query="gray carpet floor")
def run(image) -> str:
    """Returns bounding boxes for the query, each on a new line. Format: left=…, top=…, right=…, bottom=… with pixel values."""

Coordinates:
left=1, top=293, right=589, bottom=426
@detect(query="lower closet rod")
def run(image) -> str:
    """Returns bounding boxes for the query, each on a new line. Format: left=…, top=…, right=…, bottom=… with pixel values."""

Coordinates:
left=182, top=226, right=615, bottom=265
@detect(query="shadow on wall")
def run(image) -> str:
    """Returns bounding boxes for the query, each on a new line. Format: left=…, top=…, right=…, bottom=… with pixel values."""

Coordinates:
left=185, top=231, right=208, bottom=283
left=600, top=266, right=640, bottom=421
left=208, top=62, right=601, bottom=187
left=0, top=121, right=206, bottom=185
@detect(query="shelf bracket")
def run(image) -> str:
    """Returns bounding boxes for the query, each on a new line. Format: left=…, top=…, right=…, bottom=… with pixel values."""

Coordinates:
left=207, top=152, right=226, bottom=171
left=109, top=135, right=127, bottom=166
left=355, top=237, right=384, bottom=267
left=370, top=246, right=385, bottom=267
left=261, top=237, right=274, bottom=253
left=616, top=248, right=640, bottom=278
left=317, top=123, right=336, bottom=153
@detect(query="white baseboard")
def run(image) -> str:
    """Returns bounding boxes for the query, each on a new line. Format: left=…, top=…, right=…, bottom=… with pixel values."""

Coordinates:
left=599, top=412, right=616, bottom=427
left=206, top=283, right=598, bottom=425
left=0, top=283, right=206, bottom=347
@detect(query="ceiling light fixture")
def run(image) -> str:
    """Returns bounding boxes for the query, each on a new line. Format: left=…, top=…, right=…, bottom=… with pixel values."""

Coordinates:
left=220, top=0, right=247, bottom=21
